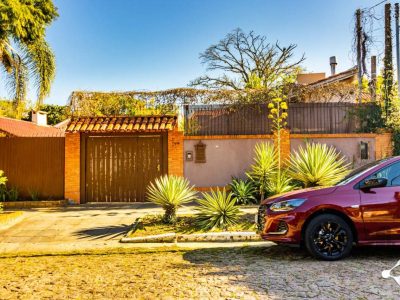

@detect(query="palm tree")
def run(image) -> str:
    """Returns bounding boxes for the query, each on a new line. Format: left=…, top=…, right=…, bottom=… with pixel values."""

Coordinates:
left=0, top=0, right=58, bottom=106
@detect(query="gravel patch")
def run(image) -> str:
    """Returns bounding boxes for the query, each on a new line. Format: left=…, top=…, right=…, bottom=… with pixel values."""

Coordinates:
left=0, top=245, right=399, bottom=299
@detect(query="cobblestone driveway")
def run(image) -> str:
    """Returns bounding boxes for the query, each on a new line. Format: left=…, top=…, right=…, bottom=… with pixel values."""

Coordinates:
left=1, top=245, right=399, bottom=299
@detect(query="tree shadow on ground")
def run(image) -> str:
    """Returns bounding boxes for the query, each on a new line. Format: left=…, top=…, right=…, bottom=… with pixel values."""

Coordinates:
left=73, top=224, right=131, bottom=240
left=181, top=245, right=400, bottom=299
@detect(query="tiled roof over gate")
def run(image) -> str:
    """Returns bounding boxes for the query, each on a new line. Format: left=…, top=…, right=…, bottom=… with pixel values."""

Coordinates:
left=66, top=115, right=177, bottom=133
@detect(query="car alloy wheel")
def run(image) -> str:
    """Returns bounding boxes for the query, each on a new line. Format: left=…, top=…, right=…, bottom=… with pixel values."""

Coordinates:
left=305, top=214, right=353, bottom=261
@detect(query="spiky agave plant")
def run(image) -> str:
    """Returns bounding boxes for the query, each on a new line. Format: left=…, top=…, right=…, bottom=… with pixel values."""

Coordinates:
left=289, top=143, right=350, bottom=188
left=229, top=178, right=257, bottom=205
left=147, top=175, right=197, bottom=224
left=246, top=142, right=277, bottom=201
left=267, top=170, right=295, bottom=196
left=195, top=189, right=240, bottom=231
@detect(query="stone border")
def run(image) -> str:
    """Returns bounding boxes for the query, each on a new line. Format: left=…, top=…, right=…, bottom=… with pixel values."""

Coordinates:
left=0, top=211, right=24, bottom=230
left=2, top=200, right=68, bottom=209
left=120, top=231, right=261, bottom=243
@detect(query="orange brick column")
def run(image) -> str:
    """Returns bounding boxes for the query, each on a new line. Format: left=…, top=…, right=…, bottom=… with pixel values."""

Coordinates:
left=273, top=129, right=291, bottom=164
left=168, top=128, right=184, bottom=176
left=65, top=132, right=80, bottom=204
left=375, top=132, right=393, bottom=159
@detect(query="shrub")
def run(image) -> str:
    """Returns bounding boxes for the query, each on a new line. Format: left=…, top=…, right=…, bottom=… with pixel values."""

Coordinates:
left=29, top=190, right=39, bottom=201
left=229, top=178, right=257, bottom=205
left=246, top=143, right=277, bottom=201
left=7, top=187, right=19, bottom=201
left=0, top=170, right=7, bottom=187
left=289, top=143, right=350, bottom=188
left=195, top=189, right=240, bottom=231
left=0, top=170, right=7, bottom=202
left=0, top=187, right=6, bottom=202
left=147, top=175, right=197, bottom=224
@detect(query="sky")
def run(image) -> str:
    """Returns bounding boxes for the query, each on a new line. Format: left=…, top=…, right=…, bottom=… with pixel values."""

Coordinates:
left=0, top=0, right=391, bottom=105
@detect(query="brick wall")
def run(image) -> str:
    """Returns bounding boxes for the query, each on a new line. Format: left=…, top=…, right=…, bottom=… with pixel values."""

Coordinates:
left=65, top=133, right=80, bottom=204
left=375, top=132, right=393, bottom=159
left=168, top=128, right=183, bottom=176
left=273, top=129, right=290, bottom=164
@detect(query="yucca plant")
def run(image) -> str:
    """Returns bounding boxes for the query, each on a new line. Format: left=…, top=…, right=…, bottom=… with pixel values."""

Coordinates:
left=246, top=143, right=277, bottom=201
left=229, top=178, right=257, bottom=205
left=267, top=170, right=295, bottom=196
left=289, top=143, right=350, bottom=188
left=147, top=175, right=197, bottom=224
left=195, top=189, right=240, bottom=231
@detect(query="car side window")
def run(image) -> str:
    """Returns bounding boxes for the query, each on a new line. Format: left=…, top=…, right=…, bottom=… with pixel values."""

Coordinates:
left=392, top=175, right=400, bottom=186
left=365, top=162, right=400, bottom=187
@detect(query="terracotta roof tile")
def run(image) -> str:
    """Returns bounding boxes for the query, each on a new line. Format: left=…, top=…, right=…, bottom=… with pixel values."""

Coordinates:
left=66, top=115, right=177, bottom=133
left=0, top=117, right=64, bottom=137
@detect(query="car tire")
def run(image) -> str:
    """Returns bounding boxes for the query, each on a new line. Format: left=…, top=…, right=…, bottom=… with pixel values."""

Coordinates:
left=304, top=214, right=353, bottom=261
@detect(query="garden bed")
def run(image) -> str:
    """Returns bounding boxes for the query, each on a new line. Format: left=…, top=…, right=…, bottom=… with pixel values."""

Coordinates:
left=121, top=214, right=261, bottom=243
left=127, top=214, right=255, bottom=237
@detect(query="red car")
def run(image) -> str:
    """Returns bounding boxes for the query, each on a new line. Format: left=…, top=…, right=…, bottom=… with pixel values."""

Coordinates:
left=257, top=156, right=400, bottom=260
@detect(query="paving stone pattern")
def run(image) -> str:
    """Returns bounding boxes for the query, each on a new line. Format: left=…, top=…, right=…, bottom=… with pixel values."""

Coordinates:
left=0, top=246, right=400, bottom=299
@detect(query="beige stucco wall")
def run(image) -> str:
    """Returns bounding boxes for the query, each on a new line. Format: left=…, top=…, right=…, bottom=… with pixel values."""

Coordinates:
left=290, top=137, right=376, bottom=168
left=184, top=138, right=272, bottom=187
left=184, top=134, right=380, bottom=188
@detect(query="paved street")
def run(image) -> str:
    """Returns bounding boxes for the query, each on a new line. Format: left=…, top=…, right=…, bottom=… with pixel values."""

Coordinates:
left=1, top=245, right=400, bottom=299
left=1, top=205, right=400, bottom=299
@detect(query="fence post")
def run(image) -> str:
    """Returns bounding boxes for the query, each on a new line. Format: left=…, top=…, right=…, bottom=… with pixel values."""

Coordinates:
left=183, top=104, right=189, bottom=135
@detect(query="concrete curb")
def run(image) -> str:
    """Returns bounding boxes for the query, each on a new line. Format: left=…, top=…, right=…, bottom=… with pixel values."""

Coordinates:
left=120, top=231, right=261, bottom=243
left=120, top=233, right=176, bottom=243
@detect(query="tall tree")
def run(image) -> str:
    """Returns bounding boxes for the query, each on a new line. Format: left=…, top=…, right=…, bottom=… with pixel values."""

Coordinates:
left=0, top=0, right=58, bottom=106
left=383, top=2, right=393, bottom=116
left=190, top=28, right=305, bottom=91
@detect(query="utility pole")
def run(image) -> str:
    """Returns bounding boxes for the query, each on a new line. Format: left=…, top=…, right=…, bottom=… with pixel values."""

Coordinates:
left=396, top=3, right=400, bottom=99
left=384, top=2, right=393, bottom=117
left=371, top=55, right=377, bottom=102
left=356, top=9, right=363, bottom=103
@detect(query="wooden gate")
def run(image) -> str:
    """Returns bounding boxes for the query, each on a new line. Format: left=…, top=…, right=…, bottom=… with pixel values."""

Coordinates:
left=0, top=137, right=65, bottom=199
left=83, top=134, right=166, bottom=202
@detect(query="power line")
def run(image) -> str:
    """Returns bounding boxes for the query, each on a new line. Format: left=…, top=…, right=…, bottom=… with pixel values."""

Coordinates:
left=367, top=0, right=388, bottom=11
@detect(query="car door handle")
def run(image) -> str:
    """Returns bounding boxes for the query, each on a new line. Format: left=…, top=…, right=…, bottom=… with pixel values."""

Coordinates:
left=350, top=205, right=360, bottom=209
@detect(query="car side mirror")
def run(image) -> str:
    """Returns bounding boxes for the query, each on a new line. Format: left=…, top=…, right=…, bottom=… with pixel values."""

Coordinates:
left=360, top=178, right=388, bottom=190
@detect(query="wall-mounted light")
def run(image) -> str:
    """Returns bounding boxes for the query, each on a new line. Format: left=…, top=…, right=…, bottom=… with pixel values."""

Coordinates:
left=360, top=141, right=369, bottom=160
left=185, top=151, right=193, bottom=161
